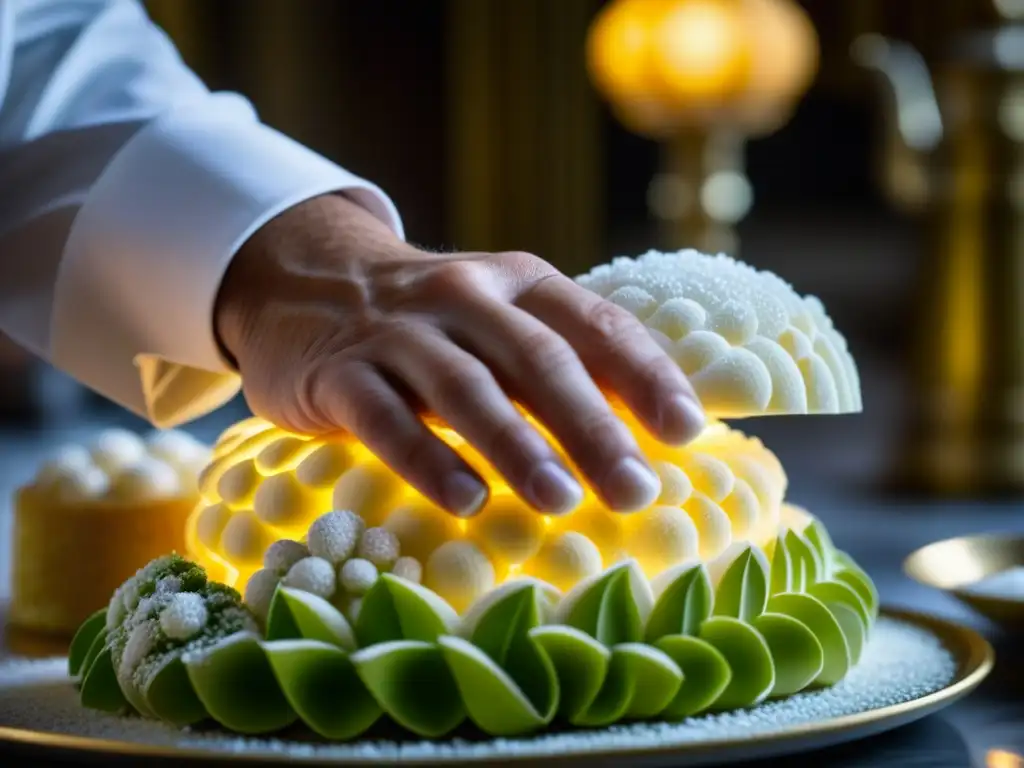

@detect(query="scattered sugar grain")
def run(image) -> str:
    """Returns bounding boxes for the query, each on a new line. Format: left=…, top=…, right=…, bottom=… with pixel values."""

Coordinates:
left=0, top=617, right=957, bottom=763
left=960, top=566, right=1024, bottom=600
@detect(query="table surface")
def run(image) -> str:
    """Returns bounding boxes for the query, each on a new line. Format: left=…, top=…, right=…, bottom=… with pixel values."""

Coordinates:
left=0, top=385, right=1020, bottom=768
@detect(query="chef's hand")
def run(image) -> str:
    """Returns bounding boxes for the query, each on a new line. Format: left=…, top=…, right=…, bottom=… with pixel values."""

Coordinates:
left=214, top=194, right=705, bottom=518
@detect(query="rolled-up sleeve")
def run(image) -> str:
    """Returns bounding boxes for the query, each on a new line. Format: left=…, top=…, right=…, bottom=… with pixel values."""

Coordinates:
left=0, top=0, right=403, bottom=426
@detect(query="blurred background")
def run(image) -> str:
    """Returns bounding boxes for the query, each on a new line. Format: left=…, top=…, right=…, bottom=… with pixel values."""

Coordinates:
left=1, top=0, right=1022, bottom=504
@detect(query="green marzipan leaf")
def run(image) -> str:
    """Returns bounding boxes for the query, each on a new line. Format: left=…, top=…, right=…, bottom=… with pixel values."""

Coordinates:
left=528, top=625, right=609, bottom=723
left=265, top=639, right=382, bottom=740
left=469, top=584, right=554, bottom=716
left=267, top=587, right=356, bottom=650
left=144, top=657, right=208, bottom=727
left=79, top=645, right=129, bottom=713
left=824, top=601, right=866, bottom=666
left=69, top=610, right=107, bottom=679
left=570, top=645, right=634, bottom=727
left=835, top=565, right=880, bottom=620
left=77, top=629, right=109, bottom=690
left=752, top=612, right=824, bottom=697
left=352, top=640, right=465, bottom=738
left=769, top=536, right=792, bottom=596
left=804, top=519, right=835, bottom=565
left=564, top=567, right=643, bottom=646
left=767, top=592, right=849, bottom=686
left=808, top=580, right=871, bottom=630
left=614, top=643, right=683, bottom=720
left=184, top=633, right=297, bottom=734
left=699, top=616, right=775, bottom=710
left=645, top=565, right=712, bottom=643
left=356, top=574, right=457, bottom=647
left=784, top=530, right=822, bottom=591
left=439, top=635, right=557, bottom=736
left=713, top=546, right=769, bottom=622
left=654, top=635, right=731, bottom=719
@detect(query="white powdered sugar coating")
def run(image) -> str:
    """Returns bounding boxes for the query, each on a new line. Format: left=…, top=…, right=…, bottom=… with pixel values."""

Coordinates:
left=307, top=511, right=365, bottom=565
left=159, top=593, right=209, bottom=641
left=282, top=557, right=337, bottom=600
left=356, top=527, right=401, bottom=570
left=338, top=558, right=378, bottom=596
left=263, top=540, right=311, bottom=574
left=0, top=618, right=959, bottom=763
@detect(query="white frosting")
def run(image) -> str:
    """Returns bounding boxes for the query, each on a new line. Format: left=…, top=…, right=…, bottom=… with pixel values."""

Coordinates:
left=159, top=592, right=209, bottom=640
left=307, top=510, right=364, bottom=566
left=575, top=250, right=862, bottom=417
left=146, top=429, right=210, bottom=470
left=355, top=527, right=400, bottom=570
left=109, top=457, right=181, bottom=501
left=282, top=556, right=337, bottom=600
left=88, top=429, right=148, bottom=474
left=338, top=558, right=379, bottom=596
left=49, top=464, right=111, bottom=503
left=263, top=539, right=311, bottom=574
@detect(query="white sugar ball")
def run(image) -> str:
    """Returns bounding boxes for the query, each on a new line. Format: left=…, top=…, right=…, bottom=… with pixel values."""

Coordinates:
left=424, top=541, right=495, bottom=614
left=627, top=505, right=700, bottom=578
left=605, top=286, right=658, bottom=320
left=34, top=445, right=93, bottom=487
left=525, top=532, right=603, bottom=592
left=710, top=300, right=758, bottom=346
left=263, top=539, right=310, bottom=573
left=339, top=558, right=379, bottom=596
left=282, top=556, right=337, bottom=599
left=245, top=568, right=282, bottom=621
left=89, top=429, right=147, bottom=474
left=646, top=298, right=707, bottom=340
left=307, top=510, right=364, bottom=565
left=217, top=459, right=261, bottom=507
left=50, top=464, right=111, bottom=503
left=109, top=457, right=181, bottom=500
left=295, top=442, right=355, bottom=488
left=356, top=527, right=401, bottom=570
left=391, top=556, right=423, bottom=584
left=654, top=461, right=693, bottom=505
left=146, top=430, right=210, bottom=470
left=159, top=592, right=209, bottom=641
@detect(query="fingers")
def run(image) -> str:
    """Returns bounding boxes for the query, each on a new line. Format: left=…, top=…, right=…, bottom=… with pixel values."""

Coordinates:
left=517, top=275, right=705, bottom=444
left=375, top=328, right=584, bottom=515
left=450, top=295, right=663, bottom=513
left=304, top=358, right=489, bottom=517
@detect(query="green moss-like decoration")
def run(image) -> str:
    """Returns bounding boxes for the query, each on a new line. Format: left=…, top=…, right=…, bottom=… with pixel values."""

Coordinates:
left=72, top=525, right=877, bottom=740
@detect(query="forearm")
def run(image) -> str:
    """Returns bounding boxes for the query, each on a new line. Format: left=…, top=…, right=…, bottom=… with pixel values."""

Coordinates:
left=0, top=0, right=403, bottom=425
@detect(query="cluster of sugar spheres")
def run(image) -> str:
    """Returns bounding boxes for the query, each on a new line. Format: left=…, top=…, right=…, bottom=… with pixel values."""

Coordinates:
left=67, top=249, right=879, bottom=742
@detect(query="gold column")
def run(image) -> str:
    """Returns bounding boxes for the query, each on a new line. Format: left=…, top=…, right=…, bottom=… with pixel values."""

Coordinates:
left=446, top=0, right=604, bottom=274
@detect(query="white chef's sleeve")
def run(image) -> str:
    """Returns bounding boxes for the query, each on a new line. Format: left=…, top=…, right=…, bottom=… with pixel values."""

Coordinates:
left=0, top=0, right=403, bottom=426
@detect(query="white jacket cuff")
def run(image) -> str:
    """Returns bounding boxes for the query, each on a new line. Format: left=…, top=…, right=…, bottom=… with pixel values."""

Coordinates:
left=50, top=100, right=404, bottom=426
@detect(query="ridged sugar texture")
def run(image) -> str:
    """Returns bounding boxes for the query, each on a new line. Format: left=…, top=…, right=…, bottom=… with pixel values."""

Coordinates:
left=575, top=250, right=862, bottom=417
left=186, top=412, right=788, bottom=601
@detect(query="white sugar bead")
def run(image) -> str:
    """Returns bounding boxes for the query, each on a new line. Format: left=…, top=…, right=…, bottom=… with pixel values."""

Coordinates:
left=109, top=457, right=181, bottom=500
left=339, top=558, right=378, bottom=596
left=355, top=527, right=400, bottom=570
left=263, top=539, right=310, bottom=573
left=50, top=464, right=111, bottom=503
left=282, top=556, right=337, bottom=599
left=244, top=568, right=282, bottom=621
left=34, top=445, right=93, bottom=487
left=159, top=593, right=208, bottom=641
left=307, top=510, right=364, bottom=565
left=424, top=541, right=494, bottom=614
left=391, top=556, right=423, bottom=584
left=89, top=429, right=147, bottom=474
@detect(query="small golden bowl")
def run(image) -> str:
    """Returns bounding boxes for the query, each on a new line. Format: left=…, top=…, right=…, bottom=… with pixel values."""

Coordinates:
left=904, top=533, right=1024, bottom=630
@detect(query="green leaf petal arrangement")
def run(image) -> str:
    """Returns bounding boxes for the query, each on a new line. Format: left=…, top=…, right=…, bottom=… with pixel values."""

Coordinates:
left=70, top=516, right=878, bottom=740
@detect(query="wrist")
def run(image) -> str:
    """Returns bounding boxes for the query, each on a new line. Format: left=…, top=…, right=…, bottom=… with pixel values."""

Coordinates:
left=213, top=193, right=407, bottom=364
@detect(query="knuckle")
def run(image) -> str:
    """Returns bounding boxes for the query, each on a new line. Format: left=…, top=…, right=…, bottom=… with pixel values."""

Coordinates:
left=521, top=330, right=578, bottom=379
left=584, top=299, right=645, bottom=349
left=481, top=418, right=543, bottom=467
left=430, top=364, right=490, bottom=411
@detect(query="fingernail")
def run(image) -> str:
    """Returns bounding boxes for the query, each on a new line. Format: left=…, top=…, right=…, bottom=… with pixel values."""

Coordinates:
left=442, top=471, right=489, bottom=517
left=524, top=461, right=584, bottom=515
left=604, top=457, right=661, bottom=512
left=658, top=394, right=706, bottom=443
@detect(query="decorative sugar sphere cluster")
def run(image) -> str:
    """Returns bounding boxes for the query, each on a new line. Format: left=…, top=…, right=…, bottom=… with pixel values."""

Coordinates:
left=575, top=250, right=862, bottom=417
left=244, top=509, right=423, bottom=622
left=30, top=428, right=210, bottom=504
left=190, top=410, right=788, bottom=611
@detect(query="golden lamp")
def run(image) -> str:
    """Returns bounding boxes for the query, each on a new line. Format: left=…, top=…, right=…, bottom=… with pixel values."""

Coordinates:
left=586, top=0, right=819, bottom=253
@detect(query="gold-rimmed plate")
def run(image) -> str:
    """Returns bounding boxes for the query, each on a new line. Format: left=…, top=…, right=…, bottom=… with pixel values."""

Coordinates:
left=904, top=534, right=1024, bottom=630
left=0, top=608, right=994, bottom=767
